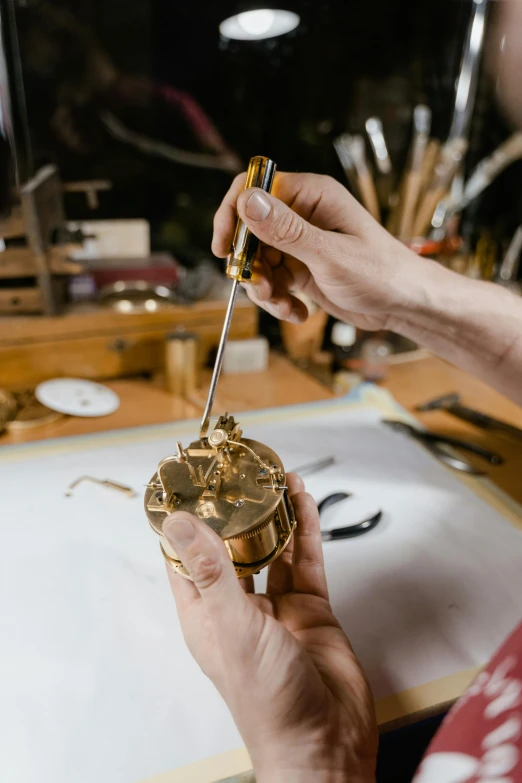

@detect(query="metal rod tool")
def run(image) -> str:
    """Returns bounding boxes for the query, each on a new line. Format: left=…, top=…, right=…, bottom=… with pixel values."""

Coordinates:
left=426, top=0, right=489, bottom=237
left=448, top=0, right=489, bottom=144
left=333, top=135, right=360, bottom=198
left=65, top=475, right=136, bottom=498
left=416, top=393, right=522, bottom=443
left=398, top=105, right=431, bottom=243
left=365, top=117, right=394, bottom=211
left=365, top=118, right=393, bottom=177
left=346, top=135, right=381, bottom=223
left=445, top=134, right=522, bottom=221
left=200, top=156, right=277, bottom=439
left=497, top=225, right=522, bottom=286
left=199, top=279, right=239, bottom=439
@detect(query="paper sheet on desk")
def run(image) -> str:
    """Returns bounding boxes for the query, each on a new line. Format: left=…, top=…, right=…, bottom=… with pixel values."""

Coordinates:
left=1, top=397, right=522, bottom=783
left=253, top=406, right=522, bottom=700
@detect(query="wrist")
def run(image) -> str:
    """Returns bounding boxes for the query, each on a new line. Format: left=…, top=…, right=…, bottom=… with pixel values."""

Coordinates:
left=385, top=256, right=522, bottom=402
left=256, top=764, right=375, bottom=783
left=385, top=242, right=445, bottom=320
left=251, top=740, right=376, bottom=783
left=257, top=773, right=373, bottom=783
left=256, top=768, right=374, bottom=783
left=388, top=254, right=507, bottom=352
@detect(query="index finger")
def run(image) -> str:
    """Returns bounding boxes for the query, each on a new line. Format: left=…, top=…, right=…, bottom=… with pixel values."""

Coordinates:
left=211, top=171, right=306, bottom=258
left=212, top=172, right=248, bottom=257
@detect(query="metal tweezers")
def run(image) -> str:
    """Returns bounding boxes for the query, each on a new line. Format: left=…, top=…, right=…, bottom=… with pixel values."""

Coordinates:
left=290, top=456, right=335, bottom=477
left=382, top=419, right=503, bottom=475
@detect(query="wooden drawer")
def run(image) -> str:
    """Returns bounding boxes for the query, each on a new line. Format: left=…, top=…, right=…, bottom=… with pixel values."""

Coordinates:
left=0, top=299, right=257, bottom=388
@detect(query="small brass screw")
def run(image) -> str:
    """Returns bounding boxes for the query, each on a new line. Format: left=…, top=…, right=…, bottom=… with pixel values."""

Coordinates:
left=235, top=499, right=244, bottom=508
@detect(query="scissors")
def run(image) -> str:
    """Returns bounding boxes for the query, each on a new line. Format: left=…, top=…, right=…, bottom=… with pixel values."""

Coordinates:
left=382, top=419, right=503, bottom=475
left=317, top=492, right=383, bottom=540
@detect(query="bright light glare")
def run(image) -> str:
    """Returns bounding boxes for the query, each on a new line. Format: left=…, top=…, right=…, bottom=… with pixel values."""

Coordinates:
left=219, top=9, right=300, bottom=41
left=238, top=9, right=275, bottom=34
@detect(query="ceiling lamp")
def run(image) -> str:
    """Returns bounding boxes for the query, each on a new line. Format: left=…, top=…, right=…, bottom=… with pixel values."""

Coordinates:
left=219, top=9, right=300, bottom=41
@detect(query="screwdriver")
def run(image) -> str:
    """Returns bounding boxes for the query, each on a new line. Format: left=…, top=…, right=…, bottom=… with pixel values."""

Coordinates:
left=199, top=155, right=276, bottom=439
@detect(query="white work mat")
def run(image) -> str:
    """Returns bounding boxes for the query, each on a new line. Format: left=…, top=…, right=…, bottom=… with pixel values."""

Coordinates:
left=1, top=397, right=522, bottom=783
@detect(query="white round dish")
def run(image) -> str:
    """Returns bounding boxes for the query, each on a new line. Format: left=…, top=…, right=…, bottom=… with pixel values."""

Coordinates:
left=35, top=379, right=120, bottom=418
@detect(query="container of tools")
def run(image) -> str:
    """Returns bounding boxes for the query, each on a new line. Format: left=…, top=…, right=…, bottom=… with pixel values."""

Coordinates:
left=334, top=111, right=522, bottom=285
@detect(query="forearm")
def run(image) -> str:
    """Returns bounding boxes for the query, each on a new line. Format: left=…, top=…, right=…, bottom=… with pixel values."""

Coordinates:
left=389, top=257, right=522, bottom=404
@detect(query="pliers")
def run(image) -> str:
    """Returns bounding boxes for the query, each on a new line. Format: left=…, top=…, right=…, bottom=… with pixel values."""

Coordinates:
left=382, top=419, right=504, bottom=475
left=317, top=492, right=383, bottom=540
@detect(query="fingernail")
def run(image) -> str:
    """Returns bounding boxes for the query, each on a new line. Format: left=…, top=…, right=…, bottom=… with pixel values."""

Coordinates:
left=245, top=191, right=271, bottom=222
left=164, top=517, right=196, bottom=549
left=287, top=310, right=302, bottom=324
left=269, top=301, right=280, bottom=318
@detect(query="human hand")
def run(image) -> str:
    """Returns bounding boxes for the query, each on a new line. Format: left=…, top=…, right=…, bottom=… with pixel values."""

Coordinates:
left=164, top=473, right=378, bottom=783
left=212, top=171, right=430, bottom=331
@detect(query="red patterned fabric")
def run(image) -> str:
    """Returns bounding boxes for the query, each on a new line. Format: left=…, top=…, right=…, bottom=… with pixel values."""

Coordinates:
left=414, top=621, right=522, bottom=783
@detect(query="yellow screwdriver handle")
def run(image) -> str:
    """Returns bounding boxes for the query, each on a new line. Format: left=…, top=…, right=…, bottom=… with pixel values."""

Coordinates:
left=226, top=156, right=276, bottom=282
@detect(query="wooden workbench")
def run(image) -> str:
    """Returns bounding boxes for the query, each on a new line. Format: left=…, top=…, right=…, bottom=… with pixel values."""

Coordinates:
left=3, top=352, right=522, bottom=505
left=3, top=351, right=522, bottom=783
left=386, top=355, right=522, bottom=505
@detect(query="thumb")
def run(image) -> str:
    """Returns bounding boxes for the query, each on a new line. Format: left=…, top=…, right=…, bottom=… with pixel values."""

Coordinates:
left=163, top=512, right=250, bottom=620
left=237, top=187, right=329, bottom=265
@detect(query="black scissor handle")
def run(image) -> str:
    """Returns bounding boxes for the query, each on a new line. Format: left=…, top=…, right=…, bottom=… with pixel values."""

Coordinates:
left=317, top=492, right=352, bottom=515
left=382, top=420, right=503, bottom=465
left=322, top=511, right=383, bottom=540
left=426, top=434, right=503, bottom=465
left=318, top=492, right=383, bottom=539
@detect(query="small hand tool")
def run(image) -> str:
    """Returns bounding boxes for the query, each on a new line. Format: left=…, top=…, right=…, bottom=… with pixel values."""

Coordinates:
left=496, top=225, right=522, bottom=287
left=448, top=0, right=490, bottom=144
left=365, top=117, right=394, bottom=210
left=145, top=157, right=298, bottom=582
left=423, top=0, right=489, bottom=239
left=347, top=134, right=381, bottom=223
left=443, top=134, right=522, bottom=223
left=412, top=137, right=468, bottom=238
left=416, top=394, right=522, bottom=443
left=66, top=476, right=136, bottom=498
left=398, top=105, right=431, bottom=243
left=334, top=134, right=380, bottom=222
left=382, top=419, right=503, bottom=475
left=318, top=492, right=383, bottom=540
left=291, top=456, right=335, bottom=477
left=365, top=118, right=393, bottom=177
left=199, top=155, right=276, bottom=440
left=333, top=135, right=361, bottom=198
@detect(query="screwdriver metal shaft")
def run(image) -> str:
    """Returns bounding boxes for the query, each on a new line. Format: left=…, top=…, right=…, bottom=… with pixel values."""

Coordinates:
left=199, top=156, right=275, bottom=441
left=199, top=279, right=239, bottom=439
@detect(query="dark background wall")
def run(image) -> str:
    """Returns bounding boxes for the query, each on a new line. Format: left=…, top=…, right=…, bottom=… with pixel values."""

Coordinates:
left=13, top=0, right=522, bottom=266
